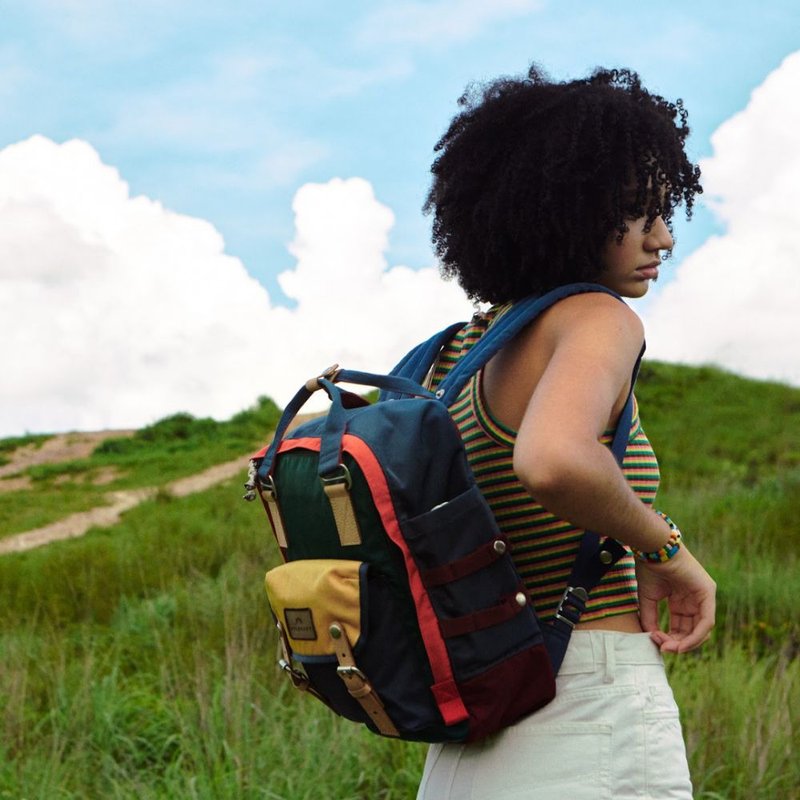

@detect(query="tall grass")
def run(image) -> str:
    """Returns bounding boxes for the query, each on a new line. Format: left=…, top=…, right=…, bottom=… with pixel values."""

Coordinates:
left=1, top=363, right=799, bottom=798
left=2, top=479, right=797, bottom=798
left=0, top=483, right=425, bottom=799
left=671, top=648, right=798, bottom=799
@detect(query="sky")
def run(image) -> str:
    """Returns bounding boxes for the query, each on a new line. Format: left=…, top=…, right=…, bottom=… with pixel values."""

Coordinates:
left=1, top=0, right=799, bottom=436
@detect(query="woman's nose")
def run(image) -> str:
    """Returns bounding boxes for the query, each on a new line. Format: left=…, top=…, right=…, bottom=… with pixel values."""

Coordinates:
left=647, top=216, right=674, bottom=251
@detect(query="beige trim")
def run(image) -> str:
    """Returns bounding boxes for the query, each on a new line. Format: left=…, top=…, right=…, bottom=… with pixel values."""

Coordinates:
left=322, top=481, right=362, bottom=546
left=330, top=622, right=399, bottom=737
left=261, top=481, right=289, bottom=548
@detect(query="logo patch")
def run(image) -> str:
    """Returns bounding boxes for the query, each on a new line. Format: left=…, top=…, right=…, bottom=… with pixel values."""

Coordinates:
left=285, top=608, right=317, bottom=640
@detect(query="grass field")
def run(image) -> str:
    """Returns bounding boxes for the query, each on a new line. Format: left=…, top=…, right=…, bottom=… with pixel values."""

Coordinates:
left=1, top=362, right=798, bottom=799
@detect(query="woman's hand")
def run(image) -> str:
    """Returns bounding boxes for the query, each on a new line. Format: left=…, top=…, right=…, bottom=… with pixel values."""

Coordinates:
left=636, top=546, right=716, bottom=653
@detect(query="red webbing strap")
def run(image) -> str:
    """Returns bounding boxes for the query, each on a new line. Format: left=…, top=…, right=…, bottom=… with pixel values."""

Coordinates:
left=419, top=537, right=509, bottom=588
left=438, top=590, right=528, bottom=639
left=339, top=434, right=469, bottom=727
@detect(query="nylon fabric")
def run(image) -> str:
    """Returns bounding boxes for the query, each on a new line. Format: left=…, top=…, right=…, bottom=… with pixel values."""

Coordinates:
left=264, top=559, right=364, bottom=657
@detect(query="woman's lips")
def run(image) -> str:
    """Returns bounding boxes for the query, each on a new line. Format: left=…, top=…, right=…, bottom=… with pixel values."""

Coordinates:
left=637, top=264, right=660, bottom=280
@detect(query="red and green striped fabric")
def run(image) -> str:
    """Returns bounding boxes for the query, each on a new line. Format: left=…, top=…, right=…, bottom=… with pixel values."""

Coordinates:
left=429, top=306, right=659, bottom=623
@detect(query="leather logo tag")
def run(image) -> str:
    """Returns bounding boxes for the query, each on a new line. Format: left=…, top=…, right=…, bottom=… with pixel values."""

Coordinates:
left=285, top=608, right=317, bottom=640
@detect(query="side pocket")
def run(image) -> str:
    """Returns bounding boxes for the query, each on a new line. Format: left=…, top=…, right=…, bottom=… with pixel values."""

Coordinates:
left=265, top=559, right=365, bottom=657
left=264, top=559, right=445, bottom=735
left=402, top=485, right=544, bottom=681
left=402, top=485, right=501, bottom=564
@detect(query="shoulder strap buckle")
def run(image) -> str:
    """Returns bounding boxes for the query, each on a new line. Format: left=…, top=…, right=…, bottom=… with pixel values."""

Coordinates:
left=553, top=586, right=589, bottom=630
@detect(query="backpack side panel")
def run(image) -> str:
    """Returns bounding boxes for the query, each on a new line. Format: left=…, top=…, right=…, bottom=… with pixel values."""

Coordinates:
left=271, top=423, right=472, bottom=741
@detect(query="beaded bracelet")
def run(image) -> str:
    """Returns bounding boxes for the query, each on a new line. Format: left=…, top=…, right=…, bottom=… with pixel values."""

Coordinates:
left=632, top=511, right=683, bottom=563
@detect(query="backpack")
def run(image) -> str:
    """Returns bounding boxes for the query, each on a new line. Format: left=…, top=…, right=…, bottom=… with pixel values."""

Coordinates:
left=245, top=283, right=639, bottom=743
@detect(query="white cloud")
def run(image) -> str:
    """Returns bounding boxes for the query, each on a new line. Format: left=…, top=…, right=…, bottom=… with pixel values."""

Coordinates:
left=0, top=136, right=470, bottom=437
left=640, top=51, right=800, bottom=387
left=277, top=177, right=470, bottom=366
left=357, top=0, right=543, bottom=48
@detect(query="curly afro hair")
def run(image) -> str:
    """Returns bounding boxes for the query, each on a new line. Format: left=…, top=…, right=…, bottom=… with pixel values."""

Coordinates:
left=424, top=65, right=702, bottom=303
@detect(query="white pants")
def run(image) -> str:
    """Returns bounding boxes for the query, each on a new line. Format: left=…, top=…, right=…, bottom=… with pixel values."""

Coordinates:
left=417, top=631, right=693, bottom=800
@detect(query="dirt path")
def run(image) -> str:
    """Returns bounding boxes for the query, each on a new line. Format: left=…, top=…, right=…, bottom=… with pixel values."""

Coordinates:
left=0, top=413, right=323, bottom=556
left=0, top=430, right=135, bottom=481
left=0, top=456, right=249, bottom=556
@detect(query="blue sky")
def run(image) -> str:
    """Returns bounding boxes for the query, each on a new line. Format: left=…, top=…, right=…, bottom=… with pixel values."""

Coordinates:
left=3, top=0, right=797, bottom=299
left=2, top=1, right=799, bottom=435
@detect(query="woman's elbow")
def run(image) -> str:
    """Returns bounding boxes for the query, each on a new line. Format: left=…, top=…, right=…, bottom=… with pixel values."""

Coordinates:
left=513, top=446, right=581, bottom=504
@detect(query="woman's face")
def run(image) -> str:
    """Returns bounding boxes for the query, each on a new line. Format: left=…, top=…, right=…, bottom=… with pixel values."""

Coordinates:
left=596, top=214, right=674, bottom=298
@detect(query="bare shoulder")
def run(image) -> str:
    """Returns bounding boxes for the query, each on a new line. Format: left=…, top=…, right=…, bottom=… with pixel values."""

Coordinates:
left=498, top=290, right=643, bottom=368
left=544, top=291, right=644, bottom=340
left=485, top=291, right=643, bottom=431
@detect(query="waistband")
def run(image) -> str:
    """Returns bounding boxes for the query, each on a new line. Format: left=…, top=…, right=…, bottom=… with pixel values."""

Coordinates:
left=558, top=631, right=664, bottom=675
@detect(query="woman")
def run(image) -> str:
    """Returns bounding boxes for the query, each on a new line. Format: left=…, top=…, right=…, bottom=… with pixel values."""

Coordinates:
left=417, top=66, right=716, bottom=799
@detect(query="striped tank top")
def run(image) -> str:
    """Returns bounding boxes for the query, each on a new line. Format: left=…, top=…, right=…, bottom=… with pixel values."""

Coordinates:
left=429, top=304, right=660, bottom=622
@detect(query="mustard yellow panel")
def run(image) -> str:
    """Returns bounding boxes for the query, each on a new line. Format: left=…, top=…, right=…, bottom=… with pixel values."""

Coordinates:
left=265, top=559, right=363, bottom=657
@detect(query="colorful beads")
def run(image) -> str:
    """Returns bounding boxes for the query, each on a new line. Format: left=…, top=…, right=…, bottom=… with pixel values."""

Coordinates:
left=633, top=511, right=683, bottom=563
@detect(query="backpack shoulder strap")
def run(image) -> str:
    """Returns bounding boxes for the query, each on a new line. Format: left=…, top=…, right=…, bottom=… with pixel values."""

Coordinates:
left=436, top=282, right=624, bottom=406
left=378, top=320, right=466, bottom=401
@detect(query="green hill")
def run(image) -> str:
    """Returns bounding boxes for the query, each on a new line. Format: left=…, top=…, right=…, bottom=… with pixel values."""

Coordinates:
left=0, top=362, right=798, bottom=799
left=0, top=396, right=280, bottom=537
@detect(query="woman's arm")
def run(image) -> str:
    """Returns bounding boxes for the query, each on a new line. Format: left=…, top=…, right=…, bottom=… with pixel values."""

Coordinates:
left=508, top=294, right=666, bottom=547
left=487, top=293, right=715, bottom=652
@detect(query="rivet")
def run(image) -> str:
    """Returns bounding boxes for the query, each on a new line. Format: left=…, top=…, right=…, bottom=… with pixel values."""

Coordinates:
left=493, top=540, right=507, bottom=555
left=329, top=624, right=342, bottom=639
left=599, top=550, right=613, bottom=565
left=515, top=592, right=527, bottom=607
